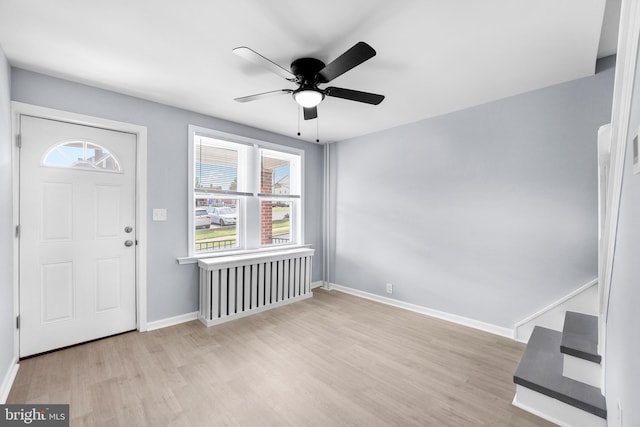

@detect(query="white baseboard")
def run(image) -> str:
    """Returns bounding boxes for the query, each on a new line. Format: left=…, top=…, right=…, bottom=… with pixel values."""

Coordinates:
left=150, top=282, right=323, bottom=331
left=514, top=279, right=598, bottom=343
left=198, top=293, right=313, bottom=327
left=0, top=358, right=19, bottom=404
left=327, top=283, right=514, bottom=339
left=146, top=311, right=199, bottom=332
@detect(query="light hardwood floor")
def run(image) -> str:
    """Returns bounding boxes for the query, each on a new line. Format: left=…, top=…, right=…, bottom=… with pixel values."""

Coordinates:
left=8, top=289, right=552, bottom=426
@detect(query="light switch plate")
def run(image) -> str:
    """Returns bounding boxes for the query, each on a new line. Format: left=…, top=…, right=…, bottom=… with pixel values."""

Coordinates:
left=152, top=208, right=167, bottom=221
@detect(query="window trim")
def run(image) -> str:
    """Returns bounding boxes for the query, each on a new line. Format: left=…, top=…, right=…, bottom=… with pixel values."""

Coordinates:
left=187, top=125, right=305, bottom=258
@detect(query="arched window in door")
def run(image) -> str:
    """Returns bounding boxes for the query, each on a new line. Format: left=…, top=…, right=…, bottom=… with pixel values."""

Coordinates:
left=42, top=140, right=121, bottom=172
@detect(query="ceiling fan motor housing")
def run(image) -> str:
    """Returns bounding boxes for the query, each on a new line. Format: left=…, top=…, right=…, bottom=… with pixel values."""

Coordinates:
left=290, top=57, right=325, bottom=85
left=291, top=57, right=326, bottom=106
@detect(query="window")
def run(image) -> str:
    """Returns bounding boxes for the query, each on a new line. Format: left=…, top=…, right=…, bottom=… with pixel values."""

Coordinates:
left=259, top=149, right=301, bottom=247
left=43, top=140, right=121, bottom=172
left=189, top=126, right=303, bottom=256
left=193, top=139, right=248, bottom=252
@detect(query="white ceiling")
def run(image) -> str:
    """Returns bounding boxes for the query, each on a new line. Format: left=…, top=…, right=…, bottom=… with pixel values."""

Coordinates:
left=0, top=0, right=620, bottom=143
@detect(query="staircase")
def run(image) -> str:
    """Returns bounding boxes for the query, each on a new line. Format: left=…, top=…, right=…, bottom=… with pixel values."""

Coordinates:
left=513, top=311, right=606, bottom=426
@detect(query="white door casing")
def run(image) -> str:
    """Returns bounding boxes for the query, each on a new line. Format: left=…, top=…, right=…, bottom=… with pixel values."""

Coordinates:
left=19, top=115, right=137, bottom=357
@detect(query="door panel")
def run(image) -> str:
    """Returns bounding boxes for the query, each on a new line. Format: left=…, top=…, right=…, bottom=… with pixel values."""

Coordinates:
left=42, top=182, right=73, bottom=240
left=96, top=185, right=121, bottom=238
left=19, top=115, right=137, bottom=357
left=41, top=262, right=74, bottom=322
left=96, top=258, right=121, bottom=312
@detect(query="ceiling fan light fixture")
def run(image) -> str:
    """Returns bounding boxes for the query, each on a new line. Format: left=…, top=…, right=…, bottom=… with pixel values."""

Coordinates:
left=293, top=89, right=324, bottom=108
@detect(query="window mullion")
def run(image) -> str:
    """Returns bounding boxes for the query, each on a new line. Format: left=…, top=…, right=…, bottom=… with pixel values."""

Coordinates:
left=244, top=145, right=261, bottom=250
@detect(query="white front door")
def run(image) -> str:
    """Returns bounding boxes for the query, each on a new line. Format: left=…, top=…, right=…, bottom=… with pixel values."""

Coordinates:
left=19, top=115, right=137, bottom=357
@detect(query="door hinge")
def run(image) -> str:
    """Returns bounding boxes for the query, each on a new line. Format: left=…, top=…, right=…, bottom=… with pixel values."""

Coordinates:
left=16, top=134, right=21, bottom=149
left=15, top=225, right=20, bottom=238
left=16, top=315, right=19, bottom=329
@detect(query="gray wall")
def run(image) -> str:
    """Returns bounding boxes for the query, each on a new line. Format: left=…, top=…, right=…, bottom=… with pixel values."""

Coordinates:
left=329, top=56, right=615, bottom=328
left=11, top=68, right=324, bottom=322
left=604, top=44, right=640, bottom=426
left=0, top=48, right=14, bottom=393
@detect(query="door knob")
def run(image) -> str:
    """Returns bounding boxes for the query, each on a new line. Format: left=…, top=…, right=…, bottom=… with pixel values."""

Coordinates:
left=124, top=240, right=133, bottom=247
left=124, top=226, right=133, bottom=233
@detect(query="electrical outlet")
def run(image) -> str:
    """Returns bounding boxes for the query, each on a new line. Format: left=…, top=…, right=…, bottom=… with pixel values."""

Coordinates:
left=386, top=283, right=393, bottom=294
left=152, top=208, right=167, bottom=221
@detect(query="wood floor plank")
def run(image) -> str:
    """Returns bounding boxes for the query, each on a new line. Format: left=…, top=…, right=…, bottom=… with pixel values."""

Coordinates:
left=8, top=289, right=552, bottom=426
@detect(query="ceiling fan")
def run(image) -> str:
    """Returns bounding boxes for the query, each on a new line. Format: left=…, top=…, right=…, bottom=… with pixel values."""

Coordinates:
left=232, top=42, right=385, bottom=120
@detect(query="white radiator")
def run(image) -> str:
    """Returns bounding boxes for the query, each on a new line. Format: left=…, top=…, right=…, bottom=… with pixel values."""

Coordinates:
left=197, top=248, right=314, bottom=327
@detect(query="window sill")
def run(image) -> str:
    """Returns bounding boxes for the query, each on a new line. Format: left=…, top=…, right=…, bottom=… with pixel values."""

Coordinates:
left=177, top=244, right=313, bottom=265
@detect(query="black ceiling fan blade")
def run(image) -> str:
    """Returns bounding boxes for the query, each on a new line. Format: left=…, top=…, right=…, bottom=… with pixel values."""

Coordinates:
left=303, top=106, right=318, bottom=120
left=233, top=47, right=296, bottom=82
left=325, top=87, right=385, bottom=105
left=317, top=42, right=376, bottom=83
left=234, top=89, right=293, bottom=103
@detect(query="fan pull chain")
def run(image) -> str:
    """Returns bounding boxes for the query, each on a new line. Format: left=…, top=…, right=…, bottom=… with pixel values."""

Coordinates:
left=295, top=106, right=320, bottom=143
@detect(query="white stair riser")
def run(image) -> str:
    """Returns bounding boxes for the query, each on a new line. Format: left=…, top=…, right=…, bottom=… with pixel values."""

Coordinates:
left=562, top=354, right=601, bottom=389
left=513, top=385, right=605, bottom=427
